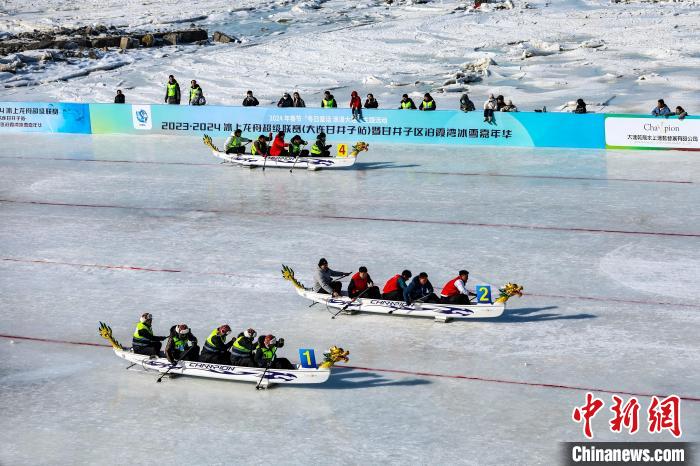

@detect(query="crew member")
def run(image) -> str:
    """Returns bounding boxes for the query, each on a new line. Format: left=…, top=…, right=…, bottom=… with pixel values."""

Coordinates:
left=348, top=266, right=381, bottom=299
left=440, top=270, right=476, bottom=304
left=254, top=335, right=294, bottom=370
left=132, top=313, right=166, bottom=356
left=225, top=129, right=251, bottom=154
left=419, top=93, right=436, bottom=111
left=399, top=94, right=416, bottom=110
left=199, top=325, right=234, bottom=364
left=321, top=90, right=337, bottom=108
left=404, top=272, right=439, bottom=305
left=310, top=132, right=332, bottom=157
left=289, top=135, right=309, bottom=157
left=251, top=133, right=272, bottom=156
left=230, top=328, right=257, bottom=367
left=164, top=323, right=199, bottom=363
left=382, top=270, right=412, bottom=301
left=268, top=131, right=289, bottom=157
left=313, top=258, right=348, bottom=297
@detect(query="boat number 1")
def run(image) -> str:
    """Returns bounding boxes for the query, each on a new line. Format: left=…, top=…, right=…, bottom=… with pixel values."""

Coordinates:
left=475, top=285, right=492, bottom=304
left=298, top=348, right=317, bottom=368
left=337, top=144, right=348, bottom=158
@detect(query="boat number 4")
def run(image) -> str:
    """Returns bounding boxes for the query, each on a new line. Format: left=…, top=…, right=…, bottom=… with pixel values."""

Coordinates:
left=337, top=144, right=348, bottom=158
left=298, top=348, right=317, bottom=368
left=476, top=285, right=492, bottom=304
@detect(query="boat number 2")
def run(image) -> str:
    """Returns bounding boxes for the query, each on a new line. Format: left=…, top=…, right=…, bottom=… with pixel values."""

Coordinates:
left=475, top=285, right=492, bottom=304
left=337, top=144, right=348, bottom=158
left=298, top=348, right=317, bottom=368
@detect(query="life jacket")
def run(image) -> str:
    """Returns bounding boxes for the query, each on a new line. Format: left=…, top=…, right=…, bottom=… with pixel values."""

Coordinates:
left=133, top=322, right=153, bottom=344
left=350, top=272, right=369, bottom=293
left=226, top=135, right=243, bottom=149
left=189, top=87, right=200, bottom=101
left=440, top=276, right=463, bottom=297
left=322, top=98, right=336, bottom=108
left=251, top=140, right=267, bottom=155
left=382, top=274, right=401, bottom=294
left=167, top=82, right=178, bottom=97
left=310, top=139, right=325, bottom=155
left=422, top=100, right=434, bottom=109
left=260, top=346, right=276, bottom=362
left=401, top=100, right=413, bottom=109
left=203, top=329, right=225, bottom=353
left=269, top=136, right=286, bottom=156
left=290, top=142, right=302, bottom=155
left=172, top=334, right=188, bottom=352
left=231, top=336, right=253, bottom=357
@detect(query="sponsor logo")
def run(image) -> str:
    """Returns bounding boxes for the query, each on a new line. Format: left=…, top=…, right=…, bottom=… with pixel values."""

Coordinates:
left=642, top=122, right=679, bottom=134
left=132, top=105, right=152, bottom=130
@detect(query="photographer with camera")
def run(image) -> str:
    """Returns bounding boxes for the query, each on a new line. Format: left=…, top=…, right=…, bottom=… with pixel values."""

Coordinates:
left=254, top=334, right=294, bottom=370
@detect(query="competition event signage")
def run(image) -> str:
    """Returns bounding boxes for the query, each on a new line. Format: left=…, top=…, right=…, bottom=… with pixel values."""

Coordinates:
left=0, top=101, right=698, bottom=150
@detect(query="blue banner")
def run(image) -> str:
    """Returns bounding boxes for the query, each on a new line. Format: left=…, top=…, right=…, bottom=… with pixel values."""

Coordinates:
left=0, top=101, right=91, bottom=134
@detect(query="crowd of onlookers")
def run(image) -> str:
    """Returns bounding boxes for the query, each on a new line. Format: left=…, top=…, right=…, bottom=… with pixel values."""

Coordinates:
left=111, top=75, right=690, bottom=119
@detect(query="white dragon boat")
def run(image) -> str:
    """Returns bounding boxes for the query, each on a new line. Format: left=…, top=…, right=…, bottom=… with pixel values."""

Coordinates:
left=98, top=323, right=349, bottom=388
left=203, top=135, right=368, bottom=170
left=281, top=265, right=523, bottom=322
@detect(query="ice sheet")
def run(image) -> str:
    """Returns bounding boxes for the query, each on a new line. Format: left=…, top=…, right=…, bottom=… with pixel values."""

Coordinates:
left=1, top=134, right=699, bottom=465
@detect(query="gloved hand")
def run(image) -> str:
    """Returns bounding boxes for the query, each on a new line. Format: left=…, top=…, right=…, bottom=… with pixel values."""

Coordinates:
left=332, top=291, right=340, bottom=298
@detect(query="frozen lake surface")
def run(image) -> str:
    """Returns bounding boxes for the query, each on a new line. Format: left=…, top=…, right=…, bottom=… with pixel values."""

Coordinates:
left=1, top=134, right=699, bottom=465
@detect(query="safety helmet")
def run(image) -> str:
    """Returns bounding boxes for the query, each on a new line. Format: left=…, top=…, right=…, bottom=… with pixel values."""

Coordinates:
left=140, top=313, right=153, bottom=323
left=264, top=335, right=277, bottom=347
left=175, top=324, right=189, bottom=335
left=218, top=324, right=231, bottom=335
left=244, top=328, right=256, bottom=339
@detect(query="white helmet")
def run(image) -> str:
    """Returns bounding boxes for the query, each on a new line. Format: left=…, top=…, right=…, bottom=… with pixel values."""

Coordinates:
left=244, top=328, right=256, bottom=339
left=175, top=324, right=189, bottom=335
left=140, top=313, right=153, bottom=323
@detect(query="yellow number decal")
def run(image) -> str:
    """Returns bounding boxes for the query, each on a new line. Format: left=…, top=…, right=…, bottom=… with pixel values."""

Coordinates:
left=478, top=287, right=489, bottom=302
left=337, top=144, right=347, bottom=157
left=302, top=350, right=311, bottom=366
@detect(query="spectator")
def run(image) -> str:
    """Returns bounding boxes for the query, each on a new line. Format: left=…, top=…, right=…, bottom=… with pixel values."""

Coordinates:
left=459, top=93, right=475, bottom=112
left=495, top=95, right=506, bottom=111
left=501, top=100, right=518, bottom=112
left=399, top=93, right=417, bottom=110
left=419, top=93, right=436, bottom=111
left=189, top=80, right=205, bottom=106
left=483, top=94, right=497, bottom=123
left=277, top=92, right=293, bottom=108
left=350, top=90, right=362, bottom=120
left=114, top=89, right=125, bottom=104
left=673, top=106, right=688, bottom=120
left=364, top=93, right=379, bottom=109
left=321, top=90, right=337, bottom=108
left=651, top=99, right=671, bottom=117
left=573, top=98, right=587, bottom=114
left=164, top=75, right=181, bottom=105
left=242, top=90, right=259, bottom=107
left=292, top=91, right=306, bottom=107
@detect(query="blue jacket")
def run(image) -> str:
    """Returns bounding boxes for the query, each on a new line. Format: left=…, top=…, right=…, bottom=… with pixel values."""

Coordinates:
left=651, top=105, right=671, bottom=116
left=404, top=276, right=434, bottom=304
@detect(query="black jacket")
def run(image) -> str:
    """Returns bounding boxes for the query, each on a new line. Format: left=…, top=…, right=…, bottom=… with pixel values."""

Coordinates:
left=114, top=93, right=125, bottom=104
left=277, top=96, right=293, bottom=107
left=242, top=96, right=259, bottom=107
left=165, top=325, right=198, bottom=362
left=404, top=276, right=434, bottom=304
left=364, top=99, right=379, bottom=109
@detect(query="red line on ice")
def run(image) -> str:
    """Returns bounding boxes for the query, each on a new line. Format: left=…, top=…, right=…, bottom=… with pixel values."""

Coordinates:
left=2, top=199, right=699, bottom=238
left=3, top=257, right=700, bottom=309
left=0, top=334, right=697, bottom=402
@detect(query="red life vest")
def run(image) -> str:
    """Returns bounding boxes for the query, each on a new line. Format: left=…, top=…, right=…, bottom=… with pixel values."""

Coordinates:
left=351, top=272, right=369, bottom=292
left=269, top=135, right=287, bottom=156
left=382, top=274, right=401, bottom=294
left=441, top=276, right=463, bottom=297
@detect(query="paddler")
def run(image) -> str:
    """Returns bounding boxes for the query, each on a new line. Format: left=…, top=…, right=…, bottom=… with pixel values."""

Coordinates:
left=268, top=131, right=289, bottom=157
left=164, top=323, right=199, bottom=363
left=381, top=270, right=412, bottom=301
left=132, top=312, right=167, bottom=356
left=224, top=128, right=251, bottom=154
left=348, top=266, right=381, bottom=299
left=439, top=270, right=476, bottom=304
left=404, top=272, right=439, bottom=305
left=310, top=132, right=332, bottom=157
left=289, top=135, right=309, bottom=157
left=254, top=334, right=294, bottom=370
left=251, top=133, right=272, bottom=156
left=230, top=328, right=257, bottom=367
left=312, top=258, right=349, bottom=297
left=199, top=325, right=234, bottom=364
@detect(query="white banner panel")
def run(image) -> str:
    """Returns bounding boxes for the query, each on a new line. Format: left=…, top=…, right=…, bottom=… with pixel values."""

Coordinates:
left=605, top=116, right=700, bottom=150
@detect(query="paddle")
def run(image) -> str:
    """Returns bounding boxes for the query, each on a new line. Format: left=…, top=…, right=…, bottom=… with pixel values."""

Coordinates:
left=262, top=153, right=268, bottom=171
left=156, top=344, right=195, bottom=383
left=289, top=144, right=307, bottom=173
left=331, top=285, right=372, bottom=319
left=255, top=346, right=278, bottom=390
